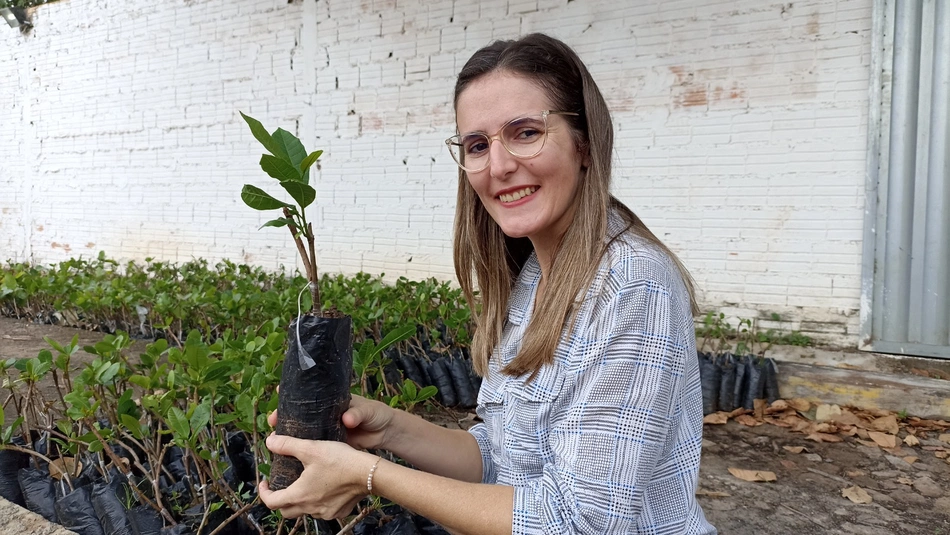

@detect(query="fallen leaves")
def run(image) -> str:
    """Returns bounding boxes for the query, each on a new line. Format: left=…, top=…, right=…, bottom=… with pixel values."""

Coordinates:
left=939, top=433, right=950, bottom=444
left=783, top=446, right=807, bottom=454
left=904, top=435, right=920, bottom=447
left=869, top=415, right=899, bottom=435
left=695, top=489, right=731, bottom=498
left=703, top=412, right=730, bottom=425
left=729, top=467, right=777, bottom=482
left=867, top=431, right=898, bottom=449
left=841, top=486, right=873, bottom=504
left=806, top=432, right=843, bottom=443
left=735, top=414, right=762, bottom=427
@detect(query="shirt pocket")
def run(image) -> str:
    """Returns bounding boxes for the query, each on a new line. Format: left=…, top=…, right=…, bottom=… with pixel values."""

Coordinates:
left=501, top=364, right=566, bottom=477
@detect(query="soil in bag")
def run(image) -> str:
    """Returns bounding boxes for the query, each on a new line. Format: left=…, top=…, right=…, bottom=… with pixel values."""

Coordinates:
left=732, top=355, right=749, bottom=410
left=446, top=357, right=477, bottom=409
left=270, top=314, right=352, bottom=491
left=56, top=484, right=106, bottom=535
left=18, top=466, right=57, bottom=521
left=741, top=356, right=767, bottom=410
left=697, top=352, right=721, bottom=415
left=0, top=436, right=31, bottom=506
left=225, top=431, right=256, bottom=486
left=426, top=358, right=457, bottom=407
left=717, top=354, right=737, bottom=413
left=763, top=358, right=781, bottom=403
left=128, top=503, right=165, bottom=535
left=395, top=351, right=427, bottom=387
left=91, top=477, right=134, bottom=535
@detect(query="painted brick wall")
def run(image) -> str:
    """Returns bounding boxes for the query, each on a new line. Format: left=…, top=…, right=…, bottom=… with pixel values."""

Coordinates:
left=0, top=0, right=872, bottom=343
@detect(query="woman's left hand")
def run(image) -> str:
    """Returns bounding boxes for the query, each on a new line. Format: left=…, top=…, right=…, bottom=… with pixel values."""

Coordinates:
left=258, top=434, right=376, bottom=519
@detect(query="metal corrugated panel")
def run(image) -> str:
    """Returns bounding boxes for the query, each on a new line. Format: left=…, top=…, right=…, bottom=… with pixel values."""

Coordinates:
left=861, top=0, right=950, bottom=358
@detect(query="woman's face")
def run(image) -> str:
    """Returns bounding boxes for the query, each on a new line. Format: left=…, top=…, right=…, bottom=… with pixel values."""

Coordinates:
left=455, top=72, right=586, bottom=252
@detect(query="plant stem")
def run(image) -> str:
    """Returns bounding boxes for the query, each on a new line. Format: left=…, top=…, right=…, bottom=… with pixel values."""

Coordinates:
left=283, top=207, right=313, bottom=284
left=335, top=506, right=375, bottom=535
left=307, top=222, right=320, bottom=313
left=207, top=497, right=261, bottom=535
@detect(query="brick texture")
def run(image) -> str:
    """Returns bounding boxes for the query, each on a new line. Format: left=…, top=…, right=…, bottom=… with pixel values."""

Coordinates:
left=0, top=0, right=873, bottom=343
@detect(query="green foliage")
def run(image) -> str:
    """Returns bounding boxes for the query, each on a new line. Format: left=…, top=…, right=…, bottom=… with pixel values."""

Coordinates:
left=697, top=311, right=813, bottom=356
left=0, top=253, right=473, bottom=352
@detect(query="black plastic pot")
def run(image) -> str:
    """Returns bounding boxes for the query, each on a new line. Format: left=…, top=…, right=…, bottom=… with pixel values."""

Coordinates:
left=697, top=352, right=721, bottom=415
left=18, top=466, right=57, bottom=521
left=0, top=437, right=31, bottom=506
left=717, top=354, right=737, bottom=413
left=128, top=504, right=165, bottom=535
left=57, top=484, right=106, bottom=535
left=270, top=314, right=352, bottom=491
left=91, top=477, right=134, bottom=535
left=426, top=358, right=457, bottom=407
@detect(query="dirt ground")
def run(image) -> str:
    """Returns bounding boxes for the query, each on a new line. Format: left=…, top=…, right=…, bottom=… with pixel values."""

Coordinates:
left=2, top=316, right=950, bottom=534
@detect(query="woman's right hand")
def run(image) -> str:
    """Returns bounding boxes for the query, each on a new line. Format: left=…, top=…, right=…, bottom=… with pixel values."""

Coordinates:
left=267, top=394, right=396, bottom=451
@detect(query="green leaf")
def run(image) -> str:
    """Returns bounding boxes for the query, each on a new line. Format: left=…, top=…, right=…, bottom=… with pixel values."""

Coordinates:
left=417, top=385, right=438, bottom=401
left=190, top=401, right=212, bottom=432
left=120, top=414, right=144, bottom=440
left=241, top=185, right=291, bottom=211
left=259, top=218, right=292, bottom=230
left=272, top=128, right=307, bottom=168
left=280, top=181, right=316, bottom=210
left=168, top=407, right=190, bottom=439
left=260, top=154, right=302, bottom=182
left=240, top=112, right=285, bottom=159
left=299, top=150, right=323, bottom=176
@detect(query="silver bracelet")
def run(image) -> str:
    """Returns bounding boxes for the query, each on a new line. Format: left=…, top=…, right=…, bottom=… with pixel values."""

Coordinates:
left=366, top=456, right=382, bottom=493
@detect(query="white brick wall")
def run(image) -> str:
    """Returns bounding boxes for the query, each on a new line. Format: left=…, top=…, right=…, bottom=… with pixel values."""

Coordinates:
left=0, top=0, right=872, bottom=343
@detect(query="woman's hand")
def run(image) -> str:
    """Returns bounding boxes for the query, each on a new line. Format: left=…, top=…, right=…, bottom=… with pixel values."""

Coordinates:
left=258, top=435, right=377, bottom=519
left=267, top=394, right=396, bottom=451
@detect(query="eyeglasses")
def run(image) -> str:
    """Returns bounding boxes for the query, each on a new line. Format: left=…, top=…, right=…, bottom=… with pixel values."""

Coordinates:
left=445, top=110, right=579, bottom=173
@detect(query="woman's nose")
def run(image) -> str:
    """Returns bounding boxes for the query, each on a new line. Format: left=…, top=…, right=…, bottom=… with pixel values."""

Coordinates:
left=487, top=138, right=516, bottom=179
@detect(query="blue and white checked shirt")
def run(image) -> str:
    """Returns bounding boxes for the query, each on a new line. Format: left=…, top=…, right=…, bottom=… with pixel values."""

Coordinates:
left=468, top=213, right=716, bottom=534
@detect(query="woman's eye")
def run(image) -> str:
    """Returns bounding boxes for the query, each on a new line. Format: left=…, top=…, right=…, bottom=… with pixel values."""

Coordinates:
left=466, top=139, right=489, bottom=155
left=513, top=128, right=542, bottom=141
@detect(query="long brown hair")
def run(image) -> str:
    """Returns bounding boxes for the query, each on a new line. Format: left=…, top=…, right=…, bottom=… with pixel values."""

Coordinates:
left=453, top=33, right=698, bottom=378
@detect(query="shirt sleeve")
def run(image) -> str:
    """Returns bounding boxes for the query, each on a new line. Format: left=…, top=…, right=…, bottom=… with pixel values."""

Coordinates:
left=511, top=278, right=687, bottom=534
left=467, top=422, right=498, bottom=484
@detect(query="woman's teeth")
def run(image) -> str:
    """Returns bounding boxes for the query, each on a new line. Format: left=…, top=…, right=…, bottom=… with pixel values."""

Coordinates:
left=499, top=187, right=537, bottom=203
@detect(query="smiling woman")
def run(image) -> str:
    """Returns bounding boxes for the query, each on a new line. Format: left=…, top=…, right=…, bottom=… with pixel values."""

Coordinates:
left=259, top=33, right=717, bottom=535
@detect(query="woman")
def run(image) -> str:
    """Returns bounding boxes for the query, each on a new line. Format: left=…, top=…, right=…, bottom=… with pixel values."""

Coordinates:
left=260, top=33, right=716, bottom=535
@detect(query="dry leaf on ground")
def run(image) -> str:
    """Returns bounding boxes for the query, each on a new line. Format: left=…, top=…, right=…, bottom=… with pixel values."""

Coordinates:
left=787, top=398, right=811, bottom=412
left=868, top=431, right=898, bottom=448
left=939, top=433, right=950, bottom=444
left=766, top=399, right=789, bottom=413
left=814, top=422, right=838, bottom=434
left=870, top=415, right=900, bottom=435
left=816, top=404, right=842, bottom=422
left=842, top=486, right=873, bottom=504
left=856, top=439, right=880, bottom=448
left=845, top=470, right=865, bottom=478
left=736, top=414, right=763, bottom=427
left=904, top=435, right=921, bottom=447
left=780, top=460, right=797, bottom=470
left=806, top=432, right=843, bottom=443
left=855, top=427, right=870, bottom=439
left=754, top=398, right=767, bottom=419
left=703, top=412, right=730, bottom=425
left=897, top=477, right=914, bottom=485
left=935, top=451, right=949, bottom=459
left=783, top=446, right=807, bottom=454
left=830, top=410, right=865, bottom=428
left=903, top=456, right=918, bottom=464
left=729, top=407, right=751, bottom=418
left=729, top=467, right=777, bottom=482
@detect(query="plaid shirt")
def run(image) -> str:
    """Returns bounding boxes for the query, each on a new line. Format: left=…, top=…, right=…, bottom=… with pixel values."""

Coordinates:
left=468, top=213, right=716, bottom=535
